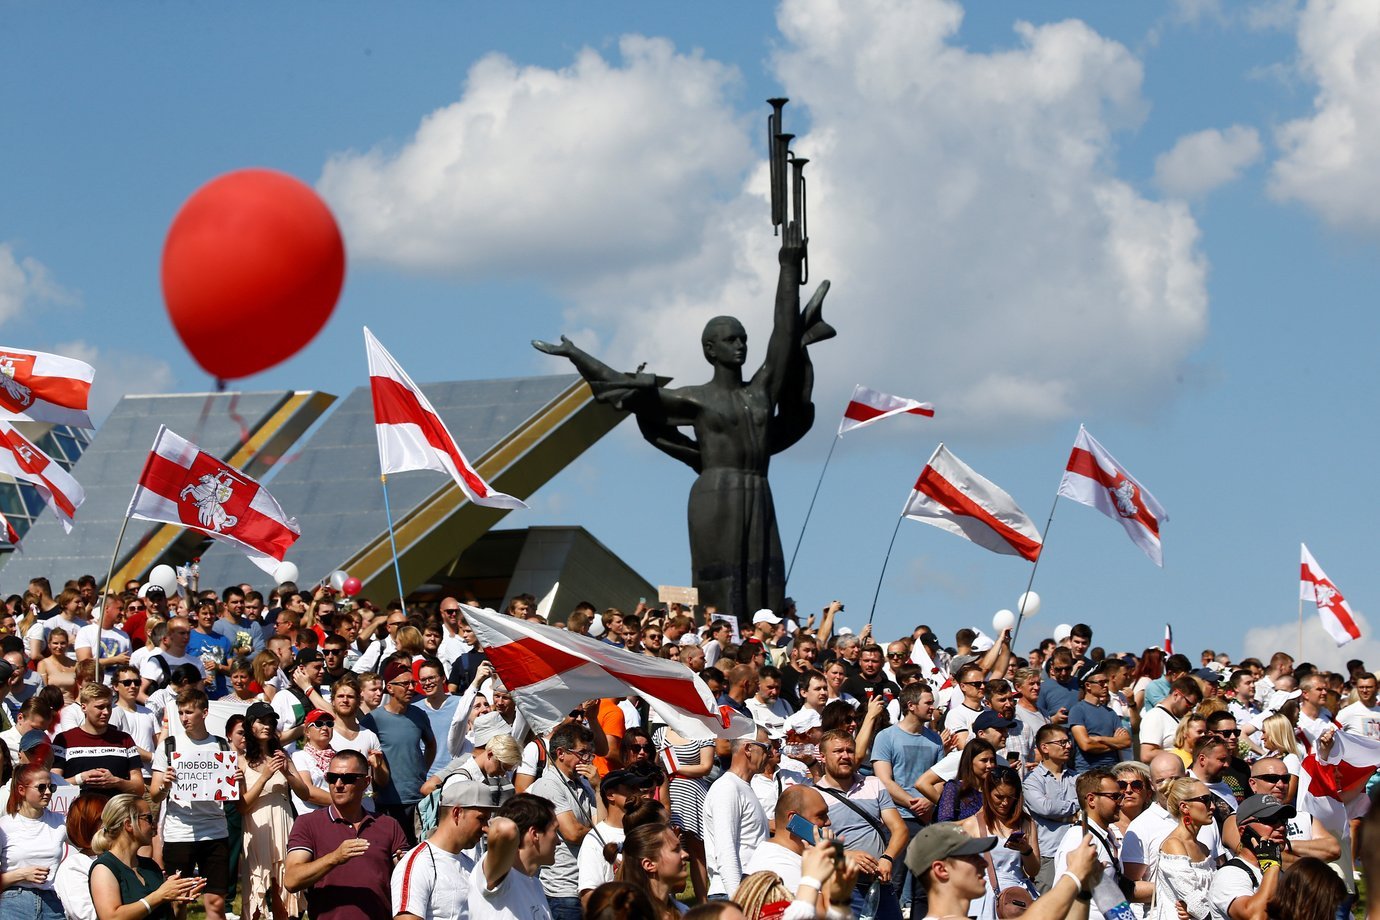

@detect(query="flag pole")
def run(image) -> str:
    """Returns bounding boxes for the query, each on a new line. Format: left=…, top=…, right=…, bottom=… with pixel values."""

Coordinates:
left=95, top=513, right=133, bottom=686
left=867, top=512, right=906, bottom=626
left=1011, top=494, right=1060, bottom=650
left=1298, top=594, right=1304, bottom=660
left=785, top=433, right=841, bottom=585
left=380, top=474, right=407, bottom=606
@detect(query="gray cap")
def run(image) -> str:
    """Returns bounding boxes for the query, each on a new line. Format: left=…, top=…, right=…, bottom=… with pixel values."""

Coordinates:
left=439, top=778, right=513, bottom=809
left=948, top=654, right=979, bottom=676
left=1237, top=793, right=1295, bottom=826
left=472, top=711, right=511, bottom=748
left=905, top=822, right=997, bottom=876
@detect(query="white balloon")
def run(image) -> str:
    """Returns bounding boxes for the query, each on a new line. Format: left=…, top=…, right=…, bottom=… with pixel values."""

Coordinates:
left=1016, top=591, right=1041, bottom=618
left=149, top=564, right=178, bottom=595
left=1053, top=623, right=1072, bottom=643
left=274, top=561, right=299, bottom=586
left=328, top=570, right=350, bottom=592
left=992, top=609, right=1016, bottom=634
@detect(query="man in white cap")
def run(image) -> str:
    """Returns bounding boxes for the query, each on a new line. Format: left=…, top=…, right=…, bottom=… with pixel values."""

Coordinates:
left=703, top=725, right=771, bottom=898
left=751, top=608, right=784, bottom=657
left=393, top=778, right=511, bottom=920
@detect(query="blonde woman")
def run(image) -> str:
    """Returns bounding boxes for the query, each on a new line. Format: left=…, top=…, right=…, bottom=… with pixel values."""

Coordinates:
left=1151, top=777, right=1217, bottom=919
left=1260, top=713, right=1302, bottom=803
left=89, top=793, right=204, bottom=920
left=250, top=651, right=280, bottom=703
left=1170, top=713, right=1207, bottom=767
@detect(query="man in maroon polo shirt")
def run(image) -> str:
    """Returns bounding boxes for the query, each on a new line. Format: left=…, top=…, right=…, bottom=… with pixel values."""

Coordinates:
left=285, top=749, right=409, bottom=920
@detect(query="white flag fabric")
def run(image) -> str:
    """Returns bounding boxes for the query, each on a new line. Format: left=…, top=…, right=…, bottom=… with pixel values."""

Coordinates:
left=1057, top=426, right=1168, bottom=566
left=0, top=421, right=84, bottom=532
left=1301, top=544, right=1362, bottom=646
left=903, top=443, right=1042, bottom=561
left=838, top=385, right=934, bottom=436
left=462, top=604, right=749, bottom=739
left=364, top=327, right=525, bottom=511
left=127, top=426, right=300, bottom=575
left=0, top=346, right=95, bottom=428
left=909, top=641, right=953, bottom=689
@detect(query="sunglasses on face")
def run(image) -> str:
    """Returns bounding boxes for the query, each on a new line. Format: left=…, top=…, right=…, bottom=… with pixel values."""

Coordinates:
left=1214, top=728, right=1241, bottom=738
left=116, top=679, right=140, bottom=687
left=1092, top=791, right=1125, bottom=803
left=1183, top=794, right=1218, bottom=807
left=628, top=743, right=652, bottom=752
left=127, top=605, right=145, bottom=612
left=311, top=719, right=336, bottom=729
left=887, top=652, right=906, bottom=660
left=325, top=772, right=367, bottom=785
left=1117, top=779, right=1146, bottom=792
left=1252, top=773, right=1289, bottom=784
left=564, top=749, right=595, bottom=763
left=30, top=783, right=54, bottom=794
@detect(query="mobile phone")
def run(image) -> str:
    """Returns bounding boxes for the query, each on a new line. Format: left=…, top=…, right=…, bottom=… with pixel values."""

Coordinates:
left=785, top=814, right=818, bottom=844
left=1005, top=830, right=1026, bottom=849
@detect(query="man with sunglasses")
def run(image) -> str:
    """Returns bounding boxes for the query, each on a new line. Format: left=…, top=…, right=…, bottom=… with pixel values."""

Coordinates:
left=394, top=778, right=511, bottom=920
left=1204, top=711, right=1251, bottom=800
left=526, top=722, right=599, bottom=920
left=1219, top=757, right=1341, bottom=869
left=1036, top=648, right=1080, bottom=721
left=286, top=749, right=410, bottom=920
left=1210, top=793, right=1289, bottom=920
left=108, top=664, right=156, bottom=779
left=942, top=664, right=988, bottom=748
left=150, top=687, right=232, bottom=920
left=434, top=597, right=468, bottom=674
left=1068, top=661, right=1131, bottom=772
left=1055, top=769, right=1152, bottom=915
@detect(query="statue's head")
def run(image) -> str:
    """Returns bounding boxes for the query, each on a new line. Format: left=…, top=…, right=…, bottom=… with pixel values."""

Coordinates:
left=701, top=316, right=747, bottom=368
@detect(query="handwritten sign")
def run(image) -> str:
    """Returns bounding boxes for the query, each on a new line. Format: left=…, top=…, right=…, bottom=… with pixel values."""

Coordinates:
left=657, top=585, right=699, bottom=607
left=170, top=749, right=240, bottom=803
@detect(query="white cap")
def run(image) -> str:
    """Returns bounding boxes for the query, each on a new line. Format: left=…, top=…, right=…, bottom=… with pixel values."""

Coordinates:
left=836, top=626, right=854, bottom=636
left=786, top=708, right=822, bottom=733
left=970, top=629, right=995, bottom=653
left=1267, top=688, right=1301, bottom=713
left=680, top=633, right=701, bottom=646
left=472, top=711, right=511, bottom=748
left=752, top=609, right=782, bottom=625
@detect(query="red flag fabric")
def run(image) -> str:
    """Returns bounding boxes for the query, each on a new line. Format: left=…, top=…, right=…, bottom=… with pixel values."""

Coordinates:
left=903, top=443, right=1042, bottom=561
left=462, top=603, right=749, bottom=739
left=838, top=385, right=934, bottom=436
left=1300, top=543, right=1361, bottom=646
left=127, top=426, right=299, bottom=574
left=1057, top=426, right=1168, bottom=566
left=1163, top=624, right=1173, bottom=655
left=0, top=421, right=84, bottom=532
left=0, top=510, right=20, bottom=552
left=0, top=346, right=95, bottom=429
left=364, top=327, right=525, bottom=511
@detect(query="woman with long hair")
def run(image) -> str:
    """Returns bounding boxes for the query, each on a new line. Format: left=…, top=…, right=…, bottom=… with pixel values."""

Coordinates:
left=960, top=764, right=1039, bottom=919
left=1151, top=777, right=1217, bottom=919
left=1129, top=648, right=1165, bottom=713
left=223, top=714, right=246, bottom=912
left=89, top=793, right=203, bottom=920
left=1260, top=713, right=1302, bottom=803
left=616, top=822, right=689, bottom=919
left=584, top=881, right=658, bottom=920
left=653, top=723, right=715, bottom=901
left=36, top=627, right=76, bottom=700
left=53, top=793, right=104, bottom=920
left=0, top=765, right=67, bottom=919
left=250, top=650, right=280, bottom=703
left=1265, top=856, right=1346, bottom=920
left=1113, top=761, right=1153, bottom=836
left=936, top=738, right=997, bottom=822
left=1170, top=713, right=1207, bottom=767
left=238, top=703, right=313, bottom=920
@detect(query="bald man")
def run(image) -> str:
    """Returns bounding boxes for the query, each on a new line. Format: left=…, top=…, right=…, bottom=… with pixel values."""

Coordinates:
left=744, top=784, right=833, bottom=891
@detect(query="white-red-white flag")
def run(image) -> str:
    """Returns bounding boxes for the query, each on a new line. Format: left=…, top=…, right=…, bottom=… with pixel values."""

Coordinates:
left=462, top=603, right=749, bottom=739
left=0, top=421, right=84, bottom=532
left=1057, top=426, right=1168, bottom=566
left=910, top=641, right=953, bottom=690
left=1301, top=543, right=1362, bottom=646
left=127, top=427, right=299, bottom=574
left=1163, top=624, right=1173, bottom=655
left=903, top=443, right=1042, bottom=561
left=364, top=328, right=525, bottom=511
left=0, top=346, right=95, bottom=429
left=838, top=385, right=935, bottom=436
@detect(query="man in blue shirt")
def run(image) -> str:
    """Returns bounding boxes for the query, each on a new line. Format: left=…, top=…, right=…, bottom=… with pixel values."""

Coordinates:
left=1067, top=661, right=1131, bottom=772
left=363, top=659, right=436, bottom=847
left=187, top=600, right=233, bottom=699
left=1037, top=648, right=1080, bottom=719
left=871, top=681, right=944, bottom=916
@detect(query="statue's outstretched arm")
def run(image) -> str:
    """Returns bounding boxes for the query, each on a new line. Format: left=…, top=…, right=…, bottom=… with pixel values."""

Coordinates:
left=759, top=227, right=805, bottom=405
left=635, top=413, right=702, bottom=473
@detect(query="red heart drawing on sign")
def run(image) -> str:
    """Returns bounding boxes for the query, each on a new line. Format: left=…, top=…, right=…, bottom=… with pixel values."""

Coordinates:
left=215, top=753, right=224, bottom=762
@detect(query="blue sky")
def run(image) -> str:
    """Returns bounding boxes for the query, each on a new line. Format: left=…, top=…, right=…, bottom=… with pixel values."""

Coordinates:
left=4, top=0, right=1380, bottom=667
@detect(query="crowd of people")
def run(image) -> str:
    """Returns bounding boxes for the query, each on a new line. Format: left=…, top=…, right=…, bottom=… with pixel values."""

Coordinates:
left=0, top=574, right=1371, bottom=920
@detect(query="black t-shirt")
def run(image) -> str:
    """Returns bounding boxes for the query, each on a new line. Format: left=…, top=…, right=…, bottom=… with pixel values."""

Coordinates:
left=843, top=672, right=900, bottom=704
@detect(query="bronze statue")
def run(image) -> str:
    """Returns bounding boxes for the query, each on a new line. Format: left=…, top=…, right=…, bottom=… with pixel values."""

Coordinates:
left=533, top=99, right=833, bottom=624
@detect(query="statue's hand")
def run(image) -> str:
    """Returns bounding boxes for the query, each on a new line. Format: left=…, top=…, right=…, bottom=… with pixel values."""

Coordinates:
left=779, top=221, right=805, bottom=267
left=805, top=280, right=830, bottom=314
left=532, top=336, right=574, bottom=357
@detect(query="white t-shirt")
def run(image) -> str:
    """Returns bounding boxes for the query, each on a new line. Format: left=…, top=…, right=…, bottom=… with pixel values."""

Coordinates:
left=290, top=749, right=331, bottom=815
left=702, top=639, right=725, bottom=668
left=110, top=704, right=157, bottom=777
left=1054, top=822, right=1122, bottom=920
left=1338, top=701, right=1380, bottom=740
left=128, top=646, right=156, bottom=676
left=744, top=839, right=803, bottom=892
left=467, top=856, right=551, bottom=920
left=74, top=626, right=132, bottom=679
left=53, top=847, right=95, bottom=920
left=703, top=772, right=769, bottom=896
left=153, top=734, right=230, bottom=843
left=943, top=703, right=984, bottom=738
left=52, top=705, right=83, bottom=736
left=139, top=651, right=206, bottom=685
left=1138, top=705, right=1180, bottom=750
left=1209, top=858, right=1260, bottom=920
left=393, top=840, right=474, bottom=920
left=751, top=768, right=805, bottom=820
left=329, top=727, right=381, bottom=812
left=27, top=615, right=84, bottom=654
left=0, top=727, right=20, bottom=763
left=576, top=821, right=624, bottom=894
left=146, top=688, right=179, bottom=740
left=516, top=740, right=542, bottom=779
left=0, top=810, right=67, bottom=889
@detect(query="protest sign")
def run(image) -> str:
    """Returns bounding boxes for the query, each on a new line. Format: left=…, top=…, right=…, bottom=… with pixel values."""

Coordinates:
left=171, top=748, right=240, bottom=803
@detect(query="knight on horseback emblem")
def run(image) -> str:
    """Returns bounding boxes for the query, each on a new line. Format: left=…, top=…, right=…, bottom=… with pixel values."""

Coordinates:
left=0, top=357, right=33, bottom=408
left=180, top=470, right=240, bottom=533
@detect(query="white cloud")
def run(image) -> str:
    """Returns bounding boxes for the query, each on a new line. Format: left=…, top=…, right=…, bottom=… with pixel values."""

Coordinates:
left=1243, top=609, right=1380, bottom=671
left=0, top=244, right=74, bottom=323
left=324, top=0, right=1210, bottom=438
left=54, top=340, right=174, bottom=425
left=1154, top=126, right=1263, bottom=199
left=1269, top=0, right=1380, bottom=230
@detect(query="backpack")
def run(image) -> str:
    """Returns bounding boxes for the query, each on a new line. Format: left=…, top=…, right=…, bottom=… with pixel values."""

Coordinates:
left=146, top=654, right=173, bottom=692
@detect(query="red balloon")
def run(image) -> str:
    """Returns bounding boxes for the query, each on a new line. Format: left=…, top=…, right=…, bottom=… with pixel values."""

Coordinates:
left=162, top=169, right=345, bottom=381
left=342, top=576, right=362, bottom=597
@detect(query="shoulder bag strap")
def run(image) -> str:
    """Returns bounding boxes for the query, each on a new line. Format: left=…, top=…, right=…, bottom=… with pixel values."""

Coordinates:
left=977, top=813, right=1002, bottom=891
left=818, top=783, right=890, bottom=842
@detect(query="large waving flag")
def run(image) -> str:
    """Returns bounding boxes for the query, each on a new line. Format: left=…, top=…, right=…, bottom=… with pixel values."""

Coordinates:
left=1301, top=544, right=1362, bottom=646
left=1058, top=426, right=1168, bottom=566
left=128, top=426, right=299, bottom=574
left=364, top=328, right=525, bottom=510
left=0, top=421, right=84, bottom=532
left=0, top=346, right=95, bottom=429
left=903, top=443, right=1042, bottom=561
left=838, top=385, right=935, bottom=436
left=462, top=603, right=748, bottom=739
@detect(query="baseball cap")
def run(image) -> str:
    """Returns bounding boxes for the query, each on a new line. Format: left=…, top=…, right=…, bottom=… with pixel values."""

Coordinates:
left=18, top=729, right=47, bottom=753
left=602, top=769, right=657, bottom=791
left=1237, top=793, right=1296, bottom=826
left=1191, top=668, right=1223, bottom=685
left=304, top=709, right=334, bottom=726
left=382, top=660, right=412, bottom=684
left=948, top=654, right=979, bottom=676
left=905, top=822, right=997, bottom=877
left=752, top=609, right=782, bottom=626
left=919, top=632, right=940, bottom=649
left=1267, top=688, right=1301, bottom=712
left=245, top=701, right=278, bottom=725
left=0, top=659, right=15, bottom=686
left=294, top=649, right=324, bottom=668
left=439, top=778, right=513, bottom=809
left=139, top=583, right=166, bottom=599
left=973, top=710, right=1017, bottom=734
left=835, top=626, right=854, bottom=636
left=970, top=630, right=995, bottom=653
